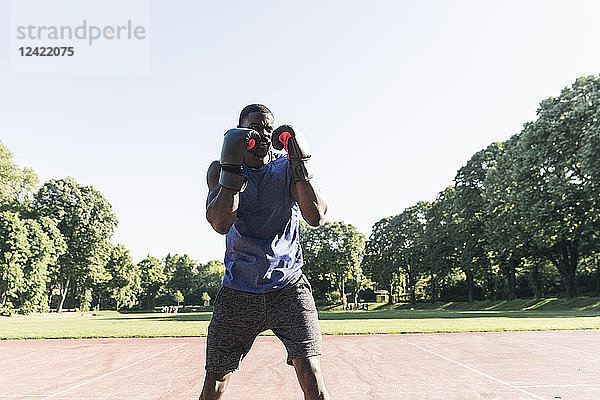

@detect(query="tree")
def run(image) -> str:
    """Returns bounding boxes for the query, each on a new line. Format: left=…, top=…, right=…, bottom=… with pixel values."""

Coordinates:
left=0, top=211, right=29, bottom=309
left=33, top=178, right=117, bottom=311
left=300, top=221, right=365, bottom=306
left=511, top=76, right=600, bottom=297
left=0, top=144, right=68, bottom=313
left=579, top=78, right=600, bottom=195
left=0, top=142, right=37, bottom=214
left=201, top=291, right=211, bottom=306
left=454, top=144, right=502, bottom=301
left=351, top=272, right=373, bottom=306
left=20, top=217, right=66, bottom=313
left=324, top=222, right=365, bottom=307
left=194, top=260, right=225, bottom=305
left=165, top=254, right=195, bottom=306
left=363, top=217, right=403, bottom=303
left=423, top=187, right=459, bottom=303
left=103, top=244, right=141, bottom=310
left=138, top=255, right=167, bottom=309
left=173, top=290, right=184, bottom=306
left=299, top=221, right=333, bottom=298
left=484, top=136, right=534, bottom=300
left=0, top=212, right=65, bottom=313
left=394, top=202, right=431, bottom=303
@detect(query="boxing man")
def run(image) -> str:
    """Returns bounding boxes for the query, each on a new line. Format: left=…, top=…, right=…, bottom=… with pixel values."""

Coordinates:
left=200, top=104, right=330, bottom=400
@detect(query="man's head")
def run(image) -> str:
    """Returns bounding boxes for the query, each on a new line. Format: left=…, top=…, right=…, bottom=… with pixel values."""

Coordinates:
left=238, top=104, right=274, bottom=159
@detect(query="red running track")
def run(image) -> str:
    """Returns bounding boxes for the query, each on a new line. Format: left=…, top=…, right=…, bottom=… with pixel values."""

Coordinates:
left=0, top=330, right=599, bottom=400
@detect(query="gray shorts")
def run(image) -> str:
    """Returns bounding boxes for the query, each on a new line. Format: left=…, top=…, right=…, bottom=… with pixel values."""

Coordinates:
left=205, top=274, right=322, bottom=372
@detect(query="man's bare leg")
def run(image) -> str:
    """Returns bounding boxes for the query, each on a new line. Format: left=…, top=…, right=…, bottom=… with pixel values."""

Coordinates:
left=292, top=356, right=330, bottom=400
left=199, top=370, right=233, bottom=400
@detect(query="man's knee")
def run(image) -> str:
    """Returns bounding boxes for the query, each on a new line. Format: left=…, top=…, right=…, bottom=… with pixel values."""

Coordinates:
left=199, top=370, right=233, bottom=400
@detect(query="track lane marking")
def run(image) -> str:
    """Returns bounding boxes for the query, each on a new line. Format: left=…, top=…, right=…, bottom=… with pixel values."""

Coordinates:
left=398, top=338, right=545, bottom=400
left=40, top=343, right=188, bottom=400
left=515, top=384, right=600, bottom=388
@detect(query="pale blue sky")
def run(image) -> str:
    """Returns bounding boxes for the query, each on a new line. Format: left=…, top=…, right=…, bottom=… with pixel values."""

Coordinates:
left=1, top=0, right=599, bottom=263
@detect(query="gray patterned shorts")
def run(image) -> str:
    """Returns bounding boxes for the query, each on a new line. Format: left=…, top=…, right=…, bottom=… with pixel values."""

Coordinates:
left=205, top=274, right=322, bottom=372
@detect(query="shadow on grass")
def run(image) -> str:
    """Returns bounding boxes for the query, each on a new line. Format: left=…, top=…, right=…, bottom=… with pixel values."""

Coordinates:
left=376, top=297, right=600, bottom=312
left=97, top=297, right=600, bottom=322
left=317, top=310, right=600, bottom=320
left=101, top=313, right=213, bottom=322
left=98, top=309, right=600, bottom=322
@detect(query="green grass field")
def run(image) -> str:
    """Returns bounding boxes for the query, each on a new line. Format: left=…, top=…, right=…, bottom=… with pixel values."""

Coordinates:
left=2, top=297, right=600, bottom=340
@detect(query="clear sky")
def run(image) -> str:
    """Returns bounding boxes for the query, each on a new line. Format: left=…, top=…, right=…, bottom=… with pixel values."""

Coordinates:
left=1, top=0, right=599, bottom=263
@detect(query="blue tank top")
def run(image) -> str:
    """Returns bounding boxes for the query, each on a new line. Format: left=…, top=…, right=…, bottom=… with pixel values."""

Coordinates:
left=223, top=152, right=303, bottom=293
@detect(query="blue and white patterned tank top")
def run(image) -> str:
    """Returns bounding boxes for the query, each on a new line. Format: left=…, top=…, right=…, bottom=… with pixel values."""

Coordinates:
left=223, top=152, right=303, bottom=293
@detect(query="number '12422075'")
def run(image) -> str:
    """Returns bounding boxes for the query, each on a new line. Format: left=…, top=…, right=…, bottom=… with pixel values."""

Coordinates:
left=19, top=47, right=74, bottom=56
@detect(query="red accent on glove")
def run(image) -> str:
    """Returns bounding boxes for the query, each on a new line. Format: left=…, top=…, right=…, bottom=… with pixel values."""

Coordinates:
left=278, top=132, right=292, bottom=159
left=247, top=139, right=256, bottom=150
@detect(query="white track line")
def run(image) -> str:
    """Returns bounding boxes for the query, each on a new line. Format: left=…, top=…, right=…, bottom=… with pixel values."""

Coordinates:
left=398, top=338, right=545, bottom=400
left=0, top=396, right=52, bottom=398
left=515, top=384, right=600, bottom=388
left=40, top=343, right=188, bottom=400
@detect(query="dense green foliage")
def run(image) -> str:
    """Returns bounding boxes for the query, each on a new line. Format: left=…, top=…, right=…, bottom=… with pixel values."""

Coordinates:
left=0, top=146, right=66, bottom=314
left=0, top=142, right=225, bottom=314
left=34, top=177, right=118, bottom=311
left=2, top=75, right=600, bottom=313
left=363, top=76, right=600, bottom=302
left=300, top=221, right=366, bottom=306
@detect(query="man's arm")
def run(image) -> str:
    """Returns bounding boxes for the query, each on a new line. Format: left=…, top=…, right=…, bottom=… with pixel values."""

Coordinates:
left=291, top=181, right=327, bottom=227
left=206, top=128, right=261, bottom=234
left=206, top=160, right=239, bottom=234
left=272, top=124, right=327, bottom=227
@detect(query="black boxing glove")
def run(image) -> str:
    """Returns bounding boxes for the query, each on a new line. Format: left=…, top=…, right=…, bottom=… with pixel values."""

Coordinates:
left=219, top=128, right=261, bottom=191
left=272, top=125, right=313, bottom=182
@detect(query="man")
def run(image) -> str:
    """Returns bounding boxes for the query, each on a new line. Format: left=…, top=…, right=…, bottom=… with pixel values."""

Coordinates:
left=200, top=104, right=330, bottom=400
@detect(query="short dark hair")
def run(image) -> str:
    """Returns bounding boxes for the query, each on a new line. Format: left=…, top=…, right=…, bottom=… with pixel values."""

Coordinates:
left=239, top=104, right=272, bottom=126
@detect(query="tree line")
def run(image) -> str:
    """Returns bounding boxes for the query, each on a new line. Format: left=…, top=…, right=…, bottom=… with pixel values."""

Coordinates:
left=0, top=151, right=224, bottom=314
left=2, top=76, right=599, bottom=313
left=300, top=76, right=600, bottom=304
